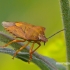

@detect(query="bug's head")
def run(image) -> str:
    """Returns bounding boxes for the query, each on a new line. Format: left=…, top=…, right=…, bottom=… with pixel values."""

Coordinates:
left=38, top=34, right=47, bottom=45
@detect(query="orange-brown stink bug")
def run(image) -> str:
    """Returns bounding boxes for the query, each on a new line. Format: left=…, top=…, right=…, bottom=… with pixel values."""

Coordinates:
left=2, top=21, right=64, bottom=62
left=2, top=21, right=47, bottom=62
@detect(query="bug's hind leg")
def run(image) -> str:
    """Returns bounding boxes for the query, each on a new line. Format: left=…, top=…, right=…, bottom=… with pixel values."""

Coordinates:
left=2, top=39, right=26, bottom=48
left=28, top=42, right=35, bottom=63
left=12, top=41, right=30, bottom=59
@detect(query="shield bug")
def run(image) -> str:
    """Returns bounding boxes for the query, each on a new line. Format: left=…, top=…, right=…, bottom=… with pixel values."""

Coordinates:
left=2, top=21, right=65, bottom=62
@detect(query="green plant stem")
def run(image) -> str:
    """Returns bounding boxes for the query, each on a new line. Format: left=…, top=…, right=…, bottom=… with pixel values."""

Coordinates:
left=60, top=0, right=70, bottom=70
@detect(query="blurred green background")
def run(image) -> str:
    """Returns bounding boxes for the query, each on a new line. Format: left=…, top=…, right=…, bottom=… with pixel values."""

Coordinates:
left=0, top=0, right=66, bottom=70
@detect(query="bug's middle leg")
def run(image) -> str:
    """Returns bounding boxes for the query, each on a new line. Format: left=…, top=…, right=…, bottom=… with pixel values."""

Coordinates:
left=29, top=42, right=35, bottom=62
left=12, top=41, right=30, bottom=59
left=2, top=39, right=26, bottom=48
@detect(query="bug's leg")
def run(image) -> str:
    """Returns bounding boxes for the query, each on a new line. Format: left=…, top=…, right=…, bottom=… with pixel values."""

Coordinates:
left=12, top=41, right=30, bottom=59
left=28, top=42, right=41, bottom=63
left=2, top=39, right=26, bottom=48
left=32, top=42, right=41, bottom=54
left=28, top=42, right=35, bottom=63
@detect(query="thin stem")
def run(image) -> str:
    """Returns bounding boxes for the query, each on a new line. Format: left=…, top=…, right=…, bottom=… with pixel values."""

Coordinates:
left=60, top=0, right=69, bottom=70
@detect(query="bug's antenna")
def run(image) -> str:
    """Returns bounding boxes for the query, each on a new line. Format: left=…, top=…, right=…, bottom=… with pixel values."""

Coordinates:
left=47, top=29, right=65, bottom=39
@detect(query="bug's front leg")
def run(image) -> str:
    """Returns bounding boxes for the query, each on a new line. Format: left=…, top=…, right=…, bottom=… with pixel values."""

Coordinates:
left=12, top=41, right=30, bottom=59
left=28, top=42, right=41, bottom=63
left=2, top=39, right=26, bottom=48
left=32, top=42, right=41, bottom=53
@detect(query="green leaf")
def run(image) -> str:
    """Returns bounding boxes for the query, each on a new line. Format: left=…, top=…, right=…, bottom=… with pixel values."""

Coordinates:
left=0, top=32, right=66, bottom=70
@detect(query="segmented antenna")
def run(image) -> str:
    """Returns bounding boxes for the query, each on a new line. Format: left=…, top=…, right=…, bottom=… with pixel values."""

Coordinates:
left=47, top=29, right=65, bottom=39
